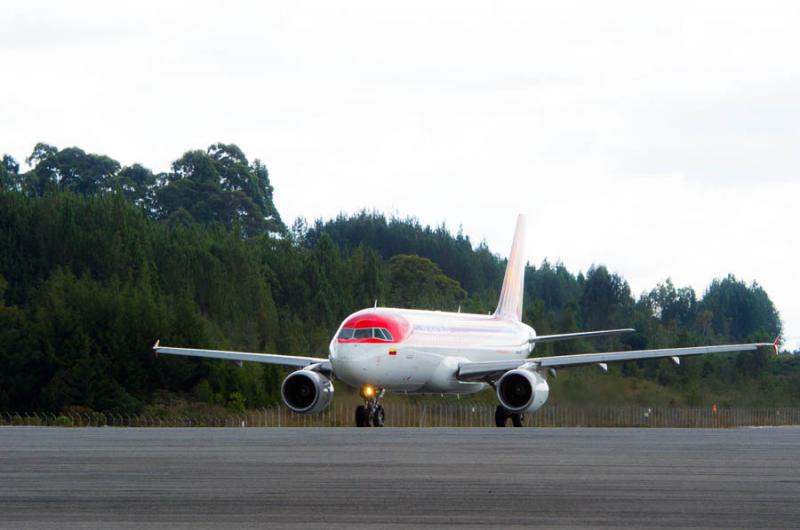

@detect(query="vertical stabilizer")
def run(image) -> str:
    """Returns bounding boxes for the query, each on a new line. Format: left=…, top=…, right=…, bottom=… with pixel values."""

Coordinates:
left=494, top=214, right=526, bottom=321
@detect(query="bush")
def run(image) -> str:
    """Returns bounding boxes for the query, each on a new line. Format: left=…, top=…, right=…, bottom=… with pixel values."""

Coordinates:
left=194, top=380, right=214, bottom=404
left=9, top=414, right=43, bottom=425
left=53, top=415, right=72, bottom=427
left=227, top=391, right=246, bottom=413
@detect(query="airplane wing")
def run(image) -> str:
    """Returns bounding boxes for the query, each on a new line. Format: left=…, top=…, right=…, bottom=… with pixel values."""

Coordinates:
left=457, top=339, right=778, bottom=382
left=153, top=341, right=331, bottom=370
left=530, top=328, right=634, bottom=344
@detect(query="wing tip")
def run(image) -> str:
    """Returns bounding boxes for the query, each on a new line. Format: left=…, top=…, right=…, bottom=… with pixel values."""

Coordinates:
left=755, top=336, right=781, bottom=354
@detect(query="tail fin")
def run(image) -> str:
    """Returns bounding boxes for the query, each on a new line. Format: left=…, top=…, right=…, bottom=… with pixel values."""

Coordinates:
left=494, top=214, right=526, bottom=321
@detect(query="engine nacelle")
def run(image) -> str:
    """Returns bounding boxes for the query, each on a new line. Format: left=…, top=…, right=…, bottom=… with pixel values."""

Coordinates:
left=280, top=370, right=334, bottom=415
left=496, top=369, right=549, bottom=413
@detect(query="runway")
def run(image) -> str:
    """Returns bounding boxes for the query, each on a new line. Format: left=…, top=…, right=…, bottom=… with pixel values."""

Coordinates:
left=1, top=427, right=798, bottom=528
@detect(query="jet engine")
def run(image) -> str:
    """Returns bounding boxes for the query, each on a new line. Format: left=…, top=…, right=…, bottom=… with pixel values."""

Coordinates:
left=280, top=370, right=334, bottom=414
left=496, top=369, right=549, bottom=413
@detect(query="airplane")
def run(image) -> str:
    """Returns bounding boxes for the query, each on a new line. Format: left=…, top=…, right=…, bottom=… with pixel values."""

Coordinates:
left=154, top=215, right=779, bottom=427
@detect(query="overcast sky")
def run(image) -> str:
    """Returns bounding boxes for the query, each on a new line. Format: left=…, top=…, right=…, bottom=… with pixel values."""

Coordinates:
left=2, top=1, right=798, bottom=348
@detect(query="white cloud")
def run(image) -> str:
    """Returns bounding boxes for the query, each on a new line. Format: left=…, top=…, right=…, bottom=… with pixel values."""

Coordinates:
left=1, top=0, right=798, bottom=347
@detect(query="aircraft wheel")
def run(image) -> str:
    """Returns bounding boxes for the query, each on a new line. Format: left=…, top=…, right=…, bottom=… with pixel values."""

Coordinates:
left=511, top=413, right=524, bottom=427
left=372, top=405, right=385, bottom=427
left=355, top=405, right=369, bottom=427
left=494, top=405, right=508, bottom=427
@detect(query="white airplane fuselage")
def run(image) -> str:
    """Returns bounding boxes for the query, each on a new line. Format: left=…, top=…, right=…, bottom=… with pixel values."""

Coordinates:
left=329, top=307, right=536, bottom=394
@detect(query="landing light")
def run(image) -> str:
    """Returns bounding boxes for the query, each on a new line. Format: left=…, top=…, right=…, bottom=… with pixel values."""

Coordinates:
left=360, top=385, right=376, bottom=400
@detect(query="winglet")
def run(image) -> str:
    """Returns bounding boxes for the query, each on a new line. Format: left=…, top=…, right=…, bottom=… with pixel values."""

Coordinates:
left=153, top=339, right=160, bottom=358
left=756, top=336, right=781, bottom=355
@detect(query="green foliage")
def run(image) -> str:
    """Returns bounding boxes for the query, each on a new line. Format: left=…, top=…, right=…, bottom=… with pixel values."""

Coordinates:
left=157, top=144, right=285, bottom=237
left=580, top=265, right=633, bottom=331
left=53, top=415, right=73, bottom=427
left=387, top=254, right=466, bottom=310
left=0, top=142, right=792, bottom=413
left=13, top=142, right=286, bottom=238
left=193, top=380, right=214, bottom=404
left=227, top=391, right=246, bottom=413
left=0, top=155, right=20, bottom=191
left=114, top=163, right=157, bottom=210
left=306, top=211, right=502, bottom=295
left=699, top=275, right=781, bottom=341
left=647, top=278, right=697, bottom=327
left=23, top=144, right=120, bottom=196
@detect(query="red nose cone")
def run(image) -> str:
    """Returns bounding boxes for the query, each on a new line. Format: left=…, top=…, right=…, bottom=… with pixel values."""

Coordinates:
left=338, top=312, right=410, bottom=343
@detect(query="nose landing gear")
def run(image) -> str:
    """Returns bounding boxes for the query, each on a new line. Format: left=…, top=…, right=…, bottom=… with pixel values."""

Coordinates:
left=495, top=405, right=524, bottom=427
left=356, top=386, right=385, bottom=427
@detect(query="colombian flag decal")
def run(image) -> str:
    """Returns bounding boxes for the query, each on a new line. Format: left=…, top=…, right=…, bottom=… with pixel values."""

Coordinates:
left=389, top=348, right=397, bottom=356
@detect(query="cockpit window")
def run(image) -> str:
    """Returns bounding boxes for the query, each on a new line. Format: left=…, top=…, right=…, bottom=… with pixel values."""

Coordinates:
left=338, top=326, right=396, bottom=341
left=375, top=328, right=394, bottom=341
left=353, top=328, right=372, bottom=339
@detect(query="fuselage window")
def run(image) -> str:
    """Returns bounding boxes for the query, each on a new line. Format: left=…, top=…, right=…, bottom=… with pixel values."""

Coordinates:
left=338, top=328, right=354, bottom=339
left=353, top=328, right=372, bottom=339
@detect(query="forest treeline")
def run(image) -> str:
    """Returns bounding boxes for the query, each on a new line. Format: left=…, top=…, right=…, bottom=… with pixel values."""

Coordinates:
left=0, top=143, right=795, bottom=414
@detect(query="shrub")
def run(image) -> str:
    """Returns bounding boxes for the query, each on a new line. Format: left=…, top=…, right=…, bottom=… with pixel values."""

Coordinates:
left=53, top=415, right=72, bottom=427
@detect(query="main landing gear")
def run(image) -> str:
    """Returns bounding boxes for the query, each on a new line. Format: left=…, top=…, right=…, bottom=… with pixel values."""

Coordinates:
left=355, top=385, right=385, bottom=427
left=495, top=405, right=524, bottom=427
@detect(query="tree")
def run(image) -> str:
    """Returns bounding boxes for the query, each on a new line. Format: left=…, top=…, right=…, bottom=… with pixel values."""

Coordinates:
left=251, top=159, right=284, bottom=235
left=0, top=155, right=19, bottom=191
left=579, top=265, right=632, bottom=330
left=113, top=163, right=157, bottom=210
left=699, top=274, right=781, bottom=341
left=387, top=254, right=466, bottom=310
left=25, top=142, right=58, bottom=166
left=306, top=210, right=502, bottom=293
left=157, top=144, right=285, bottom=236
left=647, top=278, right=697, bottom=327
left=22, top=145, right=120, bottom=196
left=526, top=260, right=582, bottom=317
left=0, top=273, right=33, bottom=410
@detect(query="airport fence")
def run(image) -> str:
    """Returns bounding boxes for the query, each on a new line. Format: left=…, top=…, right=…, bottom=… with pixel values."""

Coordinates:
left=2, top=404, right=800, bottom=428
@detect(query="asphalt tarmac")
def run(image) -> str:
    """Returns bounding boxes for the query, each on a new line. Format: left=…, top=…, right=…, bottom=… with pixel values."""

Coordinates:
left=1, top=427, right=798, bottom=529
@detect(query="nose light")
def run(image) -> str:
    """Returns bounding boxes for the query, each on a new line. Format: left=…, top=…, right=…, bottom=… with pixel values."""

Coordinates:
left=360, top=385, right=376, bottom=400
